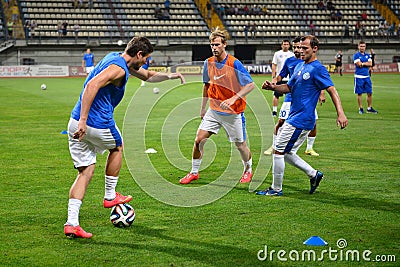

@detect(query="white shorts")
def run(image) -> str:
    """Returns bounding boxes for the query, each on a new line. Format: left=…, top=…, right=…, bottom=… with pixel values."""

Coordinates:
left=68, top=118, right=122, bottom=168
left=274, top=122, right=310, bottom=154
left=199, top=108, right=247, bottom=143
left=279, top=102, right=291, bottom=120
left=85, top=66, right=94, bottom=74
left=279, top=102, right=318, bottom=121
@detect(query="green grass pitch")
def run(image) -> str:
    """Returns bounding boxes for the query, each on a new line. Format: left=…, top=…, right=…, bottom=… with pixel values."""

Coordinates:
left=0, top=73, right=399, bottom=266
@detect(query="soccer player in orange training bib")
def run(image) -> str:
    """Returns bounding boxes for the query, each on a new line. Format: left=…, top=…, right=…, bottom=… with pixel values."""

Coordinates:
left=179, top=27, right=255, bottom=185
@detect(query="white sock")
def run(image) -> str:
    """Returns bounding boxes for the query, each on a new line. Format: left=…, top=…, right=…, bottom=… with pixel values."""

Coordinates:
left=306, top=137, right=316, bottom=151
left=191, top=158, right=202, bottom=174
left=242, top=157, right=252, bottom=173
left=271, top=154, right=285, bottom=191
left=273, top=106, right=278, bottom=112
left=284, top=153, right=316, bottom=178
left=105, top=175, right=118, bottom=200
left=66, top=198, right=82, bottom=227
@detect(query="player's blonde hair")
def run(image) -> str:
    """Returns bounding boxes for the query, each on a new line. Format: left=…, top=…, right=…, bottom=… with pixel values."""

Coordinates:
left=209, top=27, right=228, bottom=43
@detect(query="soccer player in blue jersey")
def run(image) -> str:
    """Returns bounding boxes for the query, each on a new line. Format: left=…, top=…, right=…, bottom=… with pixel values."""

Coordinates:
left=82, top=48, right=95, bottom=76
left=64, top=36, right=185, bottom=238
left=258, top=35, right=348, bottom=196
left=353, top=41, right=378, bottom=114
left=264, top=36, right=324, bottom=157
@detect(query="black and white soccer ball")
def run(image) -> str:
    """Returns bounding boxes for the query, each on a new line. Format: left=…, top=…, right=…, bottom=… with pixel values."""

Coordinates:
left=110, top=203, right=136, bottom=227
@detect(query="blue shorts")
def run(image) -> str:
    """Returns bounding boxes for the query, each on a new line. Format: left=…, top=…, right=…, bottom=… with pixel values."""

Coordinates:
left=354, top=77, right=372, bottom=94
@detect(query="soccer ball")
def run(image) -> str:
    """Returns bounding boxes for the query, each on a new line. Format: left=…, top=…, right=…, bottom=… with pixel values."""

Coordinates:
left=153, top=87, right=160, bottom=94
left=41, top=84, right=47, bottom=90
left=117, top=40, right=123, bottom=46
left=110, top=203, right=135, bottom=227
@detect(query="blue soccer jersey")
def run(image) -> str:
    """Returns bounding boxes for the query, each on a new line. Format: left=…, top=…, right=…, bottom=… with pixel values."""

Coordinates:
left=83, top=53, right=95, bottom=67
left=353, top=51, right=371, bottom=77
left=286, top=60, right=334, bottom=130
left=279, top=56, right=302, bottom=103
left=71, top=52, right=130, bottom=128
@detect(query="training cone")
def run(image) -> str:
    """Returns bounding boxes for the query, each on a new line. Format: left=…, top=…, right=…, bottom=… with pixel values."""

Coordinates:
left=303, top=236, right=328, bottom=246
left=60, top=130, right=68, bottom=134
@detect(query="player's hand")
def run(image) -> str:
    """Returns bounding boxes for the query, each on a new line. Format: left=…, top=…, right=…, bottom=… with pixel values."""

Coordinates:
left=261, top=80, right=274, bottom=91
left=169, top=72, right=185, bottom=84
left=220, top=98, right=235, bottom=112
left=336, top=114, right=348, bottom=129
left=200, top=107, right=207, bottom=119
left=73, top=121, right=87, bottom=141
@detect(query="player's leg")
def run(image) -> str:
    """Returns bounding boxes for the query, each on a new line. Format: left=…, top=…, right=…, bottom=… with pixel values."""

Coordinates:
left=272, top=96, right=278, bottom=116
left=305, top=110, right=319, bottom=156
left=236, top=141, right=253, bottom=183
left=366, top=93, right=372, bottom=109
left=180, top=109, right=217, bottom=184
left=180, top=129, right=211, bottom=184
left=192, top=128, right=211, bottom=169
left=265, top=101, right=290, bottom=155
left=88, top=124, right=132, bottom=208
left=357, top=94, right=364, bottom=113
left=305, top=125, right=318, bottom=156
left=365, top=79, right=377, bottom=113
left=221, top=112, right=253, bottom=183
left=65, top=118, right=95, bottom=238
left=271, top=93, right=280, bottom=116
left=354, top=78, right=364, bottom=114
left=69, top=165, right=95, bottom=201
left=103, top=145, right=132, bottom=208
left=65, top=165, right=95, bottom=236
left=258, top=122, right=306, bottom=195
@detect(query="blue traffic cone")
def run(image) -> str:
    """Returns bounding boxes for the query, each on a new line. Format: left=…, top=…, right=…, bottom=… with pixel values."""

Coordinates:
left=303, top=236, right=328, bottom=246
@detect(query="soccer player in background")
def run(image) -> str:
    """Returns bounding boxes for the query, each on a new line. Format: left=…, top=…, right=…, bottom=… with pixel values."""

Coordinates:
left=353, top=41, right=378, bottom=114
left=258, top=35, right=348, bottom=196
left=140, top=56, right=153, bottom=86
left=264, top=36, right=324, bottom=157
left=270, top=39, right=294, bottom=117
left=335, top=50, right=343, bottom=76
left=82, top=48, right=95, bottom=76
left=65, top=36, right=185, bottom=238
left=369, top=48, right=376, bottom=76
left=179, top=27, right=255, bottom=185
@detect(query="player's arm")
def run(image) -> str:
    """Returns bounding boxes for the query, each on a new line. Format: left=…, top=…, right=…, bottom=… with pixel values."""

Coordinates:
left=220, top=61, right=255, bottom=110
left=200, top=83, right=209, bottom=118
left=223, top=81, right=255, bottom=108
left=276, top=62, right=289, bottom=83
left=271, top=63, right=277, bottom=83
left=82, top=58, right=85, bottom=70
left=361, top=59, right=372, bottom=68
left=325, top=86, right=348, bottom=129
left=319, top=90, right=326, bottom=105
left=130, top=68, right=185, bottom=84
left=262, top=80, right=290, bottom=94
left=74, top=64, right=125, bottom=141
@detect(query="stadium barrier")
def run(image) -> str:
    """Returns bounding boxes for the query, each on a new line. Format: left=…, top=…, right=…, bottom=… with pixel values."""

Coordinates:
left=0, top=64, right=399, bottom=77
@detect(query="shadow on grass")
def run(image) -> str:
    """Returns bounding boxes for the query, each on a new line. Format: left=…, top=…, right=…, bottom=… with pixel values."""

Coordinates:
left=284, top=185, right=400, bottom=213
left=89, top=224, right=266, bottom=266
